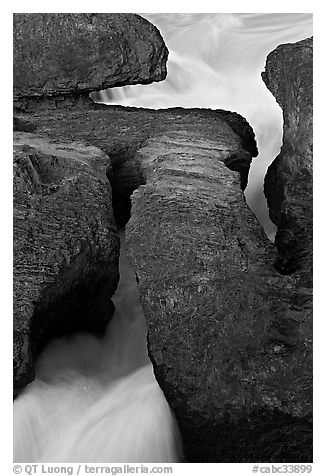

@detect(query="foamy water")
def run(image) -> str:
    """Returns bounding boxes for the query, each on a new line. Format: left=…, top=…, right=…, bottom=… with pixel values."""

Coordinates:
left=14, top=14, right=313, bottom=463
left=14, top=234, right=181, bottom=463
left=97, top=13, right=312, bottom=238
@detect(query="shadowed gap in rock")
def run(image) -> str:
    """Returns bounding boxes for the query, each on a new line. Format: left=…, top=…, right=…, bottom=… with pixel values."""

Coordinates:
left=106, top=149, right=147, bottom=227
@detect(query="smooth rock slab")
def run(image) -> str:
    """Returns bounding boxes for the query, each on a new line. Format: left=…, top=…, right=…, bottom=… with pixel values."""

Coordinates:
left=13, top=132, right=119, bottom=395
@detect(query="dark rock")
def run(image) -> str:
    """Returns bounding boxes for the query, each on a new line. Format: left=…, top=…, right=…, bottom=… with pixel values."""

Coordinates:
left=14, top=105, right=311, bottom=461
left=13, top=116, right=37, bottom=133
left=14, top=106, right=257, bottom=226
left=124, top=127, right=312, bottom=462
left=13, top=13, right=168, bottom=108
left=13, top=12, right=170, bottom=395
left=262, top=37, right=313, bottom=285
left=214, top=109, right=258, bottom=190
left=13, top=132, right=119, bottom=395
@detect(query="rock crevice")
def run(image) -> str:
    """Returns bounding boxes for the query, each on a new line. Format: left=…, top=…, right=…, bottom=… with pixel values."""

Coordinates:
left=13, top=14, right=312, bottom=464
left=13, top=12, right=170, bottom=395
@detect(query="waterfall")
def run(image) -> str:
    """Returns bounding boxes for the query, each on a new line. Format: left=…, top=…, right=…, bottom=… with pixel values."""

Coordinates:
left=14, top=13, right=312, bottom=463
left=14, top=233, right=182, bottom=463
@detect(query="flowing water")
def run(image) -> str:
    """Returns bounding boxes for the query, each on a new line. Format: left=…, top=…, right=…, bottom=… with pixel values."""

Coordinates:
left=98, top=13, right=313, bottom=239
left=14, top=234, right=181, bottom=462
left=14, top=14, right=312, bottom=463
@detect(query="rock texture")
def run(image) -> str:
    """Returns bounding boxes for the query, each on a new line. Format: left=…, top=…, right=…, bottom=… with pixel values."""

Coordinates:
left=13, top=13, right=169, bottom=396
left=14, top=106, right=256, bottom=224
left=262, top=37, right=313, bottom=285
left=13, top=13, right=168, bottom=108
left=13, top=14, right=312, bottom=462
left=13, top=105, right=252, bottom=396
left=13, top=132, right=119, bottom=395
left=14, top=104, right=312, bottom=461
left=125, top=127, right=312, bottom=463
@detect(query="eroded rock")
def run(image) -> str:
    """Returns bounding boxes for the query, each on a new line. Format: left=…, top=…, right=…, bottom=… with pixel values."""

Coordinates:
left=13, top=132, right=119, bottom=395
left=125, top=126, right=312, bottom=462
left=13, top=13, right=168, bottom=109
left=262, top=37, right=313, bottom=284
left=13, top=12, right=170, bottom=395
left=13, top=104, right=312, bottom=461
left=13, top=107, right=257, bottom=225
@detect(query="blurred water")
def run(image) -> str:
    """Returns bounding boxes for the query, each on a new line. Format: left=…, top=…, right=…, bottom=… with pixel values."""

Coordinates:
left=98, top=13, right=313, bottom=239
left=14, top=233, right=181, bottom=463
left=14, top=14, right=313, bottom=463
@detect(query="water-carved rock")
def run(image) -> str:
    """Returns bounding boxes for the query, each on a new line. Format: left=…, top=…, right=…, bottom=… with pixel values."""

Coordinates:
left=13, top=14, right=312, bottom=461
left=13, top=13, right=168, bottom=109
left=125, top=121, right=312, bottom=463
left=13, top=12, right=169, bottom=395
left=262, top=37, right=313, bottom=284
left=14, top=102, right=312, bottom=462
left=13, top=132, right=120, bottom=395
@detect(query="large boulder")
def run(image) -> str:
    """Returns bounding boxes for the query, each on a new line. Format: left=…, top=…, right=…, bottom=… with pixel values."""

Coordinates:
left=262, top=37, right=313, bottom=285
left=13, top=13, right=168, bottom=108
left=13, top=132, right=119, bottom=395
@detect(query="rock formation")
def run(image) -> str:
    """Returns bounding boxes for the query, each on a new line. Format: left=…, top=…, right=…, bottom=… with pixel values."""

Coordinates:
left=125, top=122, right=312, bottom=462
left=262, top=37, right=313, bottom=285
left=18, top=104, right=311, bottom=461
left=13, top=13, right=168, bottom=110
left=13, top=14, right=312, bottom=463
left=13, top=132, right=119, bottom=394
left=13, top=13, right=169, bottom=396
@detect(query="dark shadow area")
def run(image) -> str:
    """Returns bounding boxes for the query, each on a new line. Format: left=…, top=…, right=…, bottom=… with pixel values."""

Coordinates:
left=107, top=150, right=146, bottom=228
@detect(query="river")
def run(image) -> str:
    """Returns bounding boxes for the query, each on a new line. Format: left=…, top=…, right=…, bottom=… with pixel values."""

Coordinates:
left=14, top=13, right=312, bottom=463
left=98, top=13, right=313, bottom=238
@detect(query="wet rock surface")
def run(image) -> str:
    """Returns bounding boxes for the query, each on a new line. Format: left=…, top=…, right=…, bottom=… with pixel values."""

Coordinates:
left=262, top=37, right=313, bottom=284
left=13, top=13, right=168, bottom=109
left=13, top=132, right=120, bottom=395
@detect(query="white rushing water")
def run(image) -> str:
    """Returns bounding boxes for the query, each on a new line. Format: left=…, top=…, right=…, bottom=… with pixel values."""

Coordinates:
left=14, top=234, right=181, bottom=463
left=98, top=13, right=313, bottom=238
left=14, top=14, right=313, bottom=463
